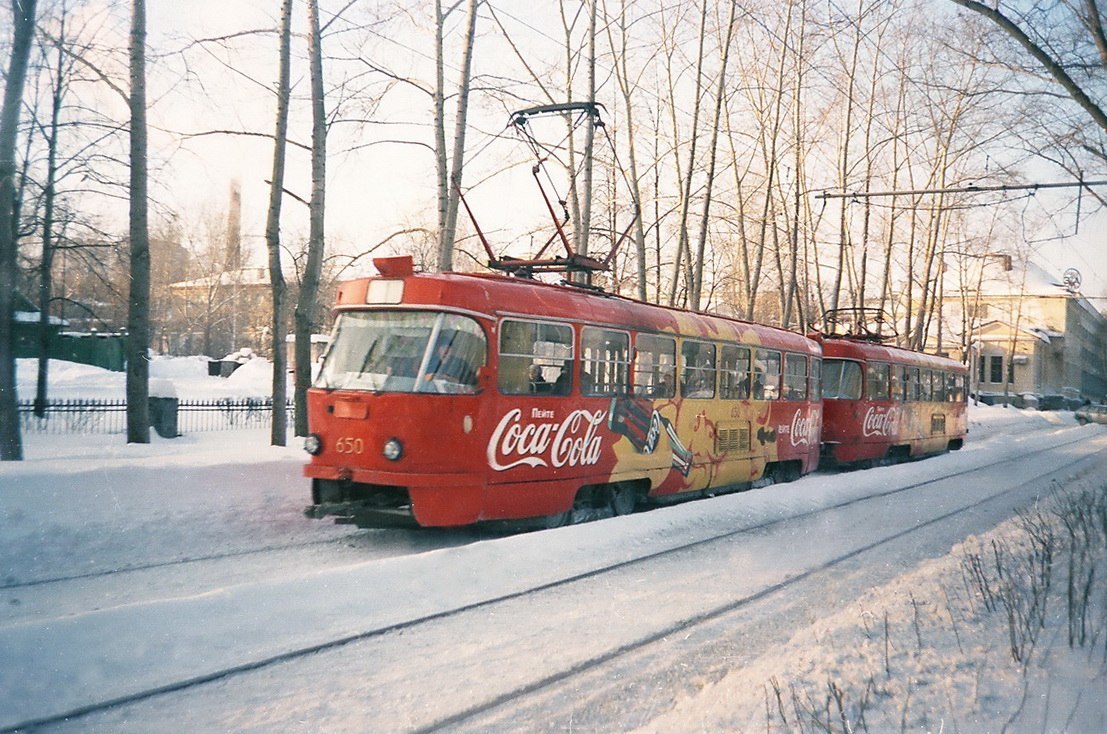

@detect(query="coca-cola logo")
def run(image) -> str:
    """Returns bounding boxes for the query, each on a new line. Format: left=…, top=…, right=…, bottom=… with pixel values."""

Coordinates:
left=862, top=406, right=900, bottom=437
left=789, top=409, right=819, bottom=447
left=487, top=408, right=606, bottom=471
left=643, top=412, right=662, bottom=454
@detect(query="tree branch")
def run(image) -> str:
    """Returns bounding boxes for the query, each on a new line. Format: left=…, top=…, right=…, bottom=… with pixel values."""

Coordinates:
left=948, top=0, right=1107, bottom=134
left=173, top=128, right=311, bottom=152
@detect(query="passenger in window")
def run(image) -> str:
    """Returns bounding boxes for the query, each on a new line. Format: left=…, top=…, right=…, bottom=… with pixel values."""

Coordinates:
left=552, top=361, right=572, bottom=395
left=580, top=369, right=595, bottom=393
left=685, top=369, right=713, bottom=398
left=529, top=363, right=548, bottom=394
left=656, top=371, right=675, bottom=398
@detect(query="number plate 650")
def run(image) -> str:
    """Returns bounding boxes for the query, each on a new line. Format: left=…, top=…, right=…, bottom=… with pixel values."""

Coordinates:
left=334, top=437, right=364, bottom=454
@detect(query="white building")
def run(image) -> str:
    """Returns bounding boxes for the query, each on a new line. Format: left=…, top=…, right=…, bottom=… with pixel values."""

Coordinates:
left=941, top=261, right=1107, bottom=406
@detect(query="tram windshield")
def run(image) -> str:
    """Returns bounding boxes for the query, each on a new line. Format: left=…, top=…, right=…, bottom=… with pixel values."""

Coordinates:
left=315, top=311, right=486, bottom=393
left=822, top=358, right=863, bottom=400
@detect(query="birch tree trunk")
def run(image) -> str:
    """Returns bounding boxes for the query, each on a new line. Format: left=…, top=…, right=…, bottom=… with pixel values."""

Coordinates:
left=125, top=0, right=151, bottom=445
left=0, top=0, right=37, bottom=461
left=829, top=1, right=863, bottom=317
left=35, top=15, right=69, bottom=418
left=690, top=0, right=737, bottom=312
left=666, top=0, right=707, bottom=308
left=745, top=5, right=791, bottom=321
left=783, top=0, right=809, bottom=330
left=437, top=0, right=479, bottom=273
left=434, top=0, right=448, bottom=265
left=294, top=0, right=326, bottom=437
left=265, top=0, right=292, bottom=446
left=605, top=0, right=649, bottom=301
left=576, top=0, right=597, bottom=261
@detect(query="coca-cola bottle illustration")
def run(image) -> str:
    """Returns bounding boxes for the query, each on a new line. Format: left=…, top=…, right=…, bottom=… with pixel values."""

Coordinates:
left=609, top=397, right=693, bottom=476
left=608, top=396, right=657, bottom=452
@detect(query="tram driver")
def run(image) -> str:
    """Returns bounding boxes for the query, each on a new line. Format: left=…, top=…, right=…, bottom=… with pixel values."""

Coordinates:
left=424, top=337, right=478, bottom=389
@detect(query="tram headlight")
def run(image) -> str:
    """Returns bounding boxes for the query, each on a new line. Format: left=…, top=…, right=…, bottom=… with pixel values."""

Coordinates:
left=304, top=433, right=323, bottom=455
left=383, top=438, right=403, bottom=461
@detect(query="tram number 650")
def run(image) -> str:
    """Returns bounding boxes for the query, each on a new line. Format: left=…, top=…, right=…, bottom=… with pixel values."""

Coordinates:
left=334, top=437, right=364, bottom=454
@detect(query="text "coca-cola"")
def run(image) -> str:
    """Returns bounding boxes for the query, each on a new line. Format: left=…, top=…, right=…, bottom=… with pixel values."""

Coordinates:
left=487, top=408, right=606, bottom=471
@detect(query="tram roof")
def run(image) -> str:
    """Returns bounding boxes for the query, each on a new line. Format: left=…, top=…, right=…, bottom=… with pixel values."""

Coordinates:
left=816, top=336, right=966, bottom=371
left=333, top=261, right=819, bottom=354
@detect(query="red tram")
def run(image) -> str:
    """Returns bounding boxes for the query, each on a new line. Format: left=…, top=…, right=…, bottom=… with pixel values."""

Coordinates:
left=303, top=256, right=823, bottom=528
left=816, top=332, right=968, bottom=468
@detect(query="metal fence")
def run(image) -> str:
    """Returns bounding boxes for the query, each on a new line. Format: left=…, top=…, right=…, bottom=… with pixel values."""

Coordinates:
left=18, top=398, right=296, bottom=435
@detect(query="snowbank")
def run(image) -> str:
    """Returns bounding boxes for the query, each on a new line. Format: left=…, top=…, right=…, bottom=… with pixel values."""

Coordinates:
left=15, top=356, right=277, bottom=401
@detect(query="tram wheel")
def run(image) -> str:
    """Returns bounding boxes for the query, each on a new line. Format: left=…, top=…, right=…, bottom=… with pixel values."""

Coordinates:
left=542, top=510, right=571, bottom=529
left=610, top=484, right=637, bottom=516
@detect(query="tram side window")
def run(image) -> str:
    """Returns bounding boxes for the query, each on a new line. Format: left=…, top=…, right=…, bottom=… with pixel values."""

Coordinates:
left=783, top=354, right=808, bottom=401
left=919, top=369, right=934, bottom=401
left=892, top=365, right=907, bottom=401
left=822, top=359, right=862, bottom=400
left=680, top=341, right=717, bottom=398
left=950, top=374, right=967, bottom=402
left=582, top=327, right=630, bottom=397
left=498, top=319, right=574, bottom=396
left=753, top=349, right=781, bottom=400
left=634, top=334, right=677, bottom=397
left=720, top=345, right=751, bottom=399
left=947, top=374, right=965, bottom=402
left=932, top=370, right=948, bottom=402
left=866, top=362, right=891, bottom=400
left=905, top=367, right=921, bottom=401
left=810, top=357, right=822, bottom=401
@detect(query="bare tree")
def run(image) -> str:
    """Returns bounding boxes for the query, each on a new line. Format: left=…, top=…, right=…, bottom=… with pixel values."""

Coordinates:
left=664, top=0, right=708, bottom=308
left=946, top=0, right=1107, bottom=204
left=576, top=0, right=598, bottom=261
left=32, top=1, right=77, bottom=418
left=602, top=0, right=650, bottom=301
left=265, top=0, right=292, bottom=447
left=948, top=0, right=1107, bottom=140
left=0, top=0, right=38, bottom=461
left=294, top=0, right=327, bottom=437
left=690, top=0, right=738, bottom=312
left=435, top=0, right=480, bottom=272
left=125, top=0, right=150, bottom=444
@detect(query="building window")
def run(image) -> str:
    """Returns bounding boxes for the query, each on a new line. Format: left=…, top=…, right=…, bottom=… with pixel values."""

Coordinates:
left=989, top=355, right=1003, bottom=384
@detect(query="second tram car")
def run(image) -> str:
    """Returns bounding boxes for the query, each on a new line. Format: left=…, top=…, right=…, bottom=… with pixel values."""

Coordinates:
left=817, top=334, right=968, bottom=467
left=304, top=256, right=823, bottom=528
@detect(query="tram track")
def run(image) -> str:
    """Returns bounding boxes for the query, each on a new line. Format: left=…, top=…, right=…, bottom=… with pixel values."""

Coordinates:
left=0, top=536, right=357, bottom=592
left=1, top=521, right=492, bottom=594
left=3, top=428, right=1101, bottom=733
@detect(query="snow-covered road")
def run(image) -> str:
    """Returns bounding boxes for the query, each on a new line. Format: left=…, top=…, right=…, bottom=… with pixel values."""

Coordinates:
left=2, top=404, right=1104, bottom=732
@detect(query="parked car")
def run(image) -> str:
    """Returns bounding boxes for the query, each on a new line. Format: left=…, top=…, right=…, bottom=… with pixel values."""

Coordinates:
left=1075, top=403, right=1107, bottom=425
